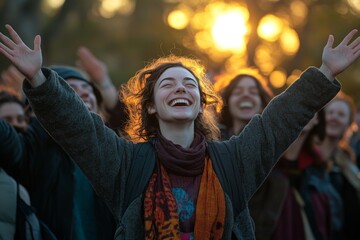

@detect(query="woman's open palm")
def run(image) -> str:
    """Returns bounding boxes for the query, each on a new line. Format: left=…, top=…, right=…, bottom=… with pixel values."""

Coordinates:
left=322, top=29, right=360, bottom=77
left=0, top=24, right=42, bottom=82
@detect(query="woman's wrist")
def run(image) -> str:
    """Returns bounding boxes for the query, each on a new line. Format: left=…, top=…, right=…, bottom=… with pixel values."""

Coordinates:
left=30, top=69, right=47, bottom=87
left=319, top=64, right=335, bottom=82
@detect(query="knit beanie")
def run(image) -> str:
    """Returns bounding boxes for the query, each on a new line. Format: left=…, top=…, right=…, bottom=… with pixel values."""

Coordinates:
left=50, top=65, right=103, bottom=105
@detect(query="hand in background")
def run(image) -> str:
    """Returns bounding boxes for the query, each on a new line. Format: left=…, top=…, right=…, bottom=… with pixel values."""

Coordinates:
left=1, top=65, right=25, bottom=95
left=76, top=46, right=118, bottom=109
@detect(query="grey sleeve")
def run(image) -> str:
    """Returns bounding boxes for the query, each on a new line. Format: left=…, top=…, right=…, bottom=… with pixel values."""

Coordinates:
left=23, top=68, right=131, bottom=217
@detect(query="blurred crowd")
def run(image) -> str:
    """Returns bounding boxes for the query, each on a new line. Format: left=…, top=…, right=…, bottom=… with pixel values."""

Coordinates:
left=1, top=47, right=360, bottom=240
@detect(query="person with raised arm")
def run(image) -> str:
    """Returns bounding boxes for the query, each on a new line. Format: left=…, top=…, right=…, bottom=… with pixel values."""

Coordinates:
left=0, top=65, right=116, bottom=239
left=75, top=46, right=129, bottom=133
left=0, top=24, right=359, bottom=239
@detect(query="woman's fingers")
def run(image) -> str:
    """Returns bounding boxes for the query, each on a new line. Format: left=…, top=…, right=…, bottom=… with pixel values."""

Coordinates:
left=0, top=41, right=13, bottom=60
left=339, top=29, right=358, bottom=46
left=34, top=35, right=41, bottom=52
left=349, top=36, right=360, bottom=50
left=5, top=24, right=24, bottom=45
left=324, top=35, right=334, bottom=51
left=0, top=31, right=16, bottom=49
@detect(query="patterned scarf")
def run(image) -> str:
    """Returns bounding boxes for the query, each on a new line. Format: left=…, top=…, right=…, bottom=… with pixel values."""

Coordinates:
left=144, top=132, right=225, bottom=239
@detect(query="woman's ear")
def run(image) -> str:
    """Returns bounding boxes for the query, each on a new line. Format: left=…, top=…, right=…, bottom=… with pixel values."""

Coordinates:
left=199, top=106, right=203, bottom=113
left=147, top=104, right=156, bottom=114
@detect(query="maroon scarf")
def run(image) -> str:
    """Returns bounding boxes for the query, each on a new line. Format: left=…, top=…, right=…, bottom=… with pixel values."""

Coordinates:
left=155, top=131, right=206, bottom=176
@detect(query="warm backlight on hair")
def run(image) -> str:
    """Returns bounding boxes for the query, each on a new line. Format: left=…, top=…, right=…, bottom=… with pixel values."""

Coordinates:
left=257, top=15, right=284, bottom=42
left=211, top=9, right=249, bottom=50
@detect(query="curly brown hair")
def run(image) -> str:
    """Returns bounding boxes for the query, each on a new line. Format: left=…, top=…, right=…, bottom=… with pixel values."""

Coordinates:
left=121, top=55, right=223, bottom=142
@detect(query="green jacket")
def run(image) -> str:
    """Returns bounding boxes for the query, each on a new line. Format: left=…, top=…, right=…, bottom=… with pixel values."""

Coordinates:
left=23, top=67, right=340, bottom=239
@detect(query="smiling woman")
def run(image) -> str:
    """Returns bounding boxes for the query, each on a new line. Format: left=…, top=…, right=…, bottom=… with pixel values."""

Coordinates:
left=214, top=67, right=273, bottom=138
left=320, top=91, right=360, bottom=239
left=121, top=55, right=222, bottom=142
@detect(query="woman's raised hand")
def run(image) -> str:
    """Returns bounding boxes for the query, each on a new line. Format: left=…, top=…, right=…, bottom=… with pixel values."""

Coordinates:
left=0, top=24, right=45, bottom=87
left=320, top=29, right=360, bottom=80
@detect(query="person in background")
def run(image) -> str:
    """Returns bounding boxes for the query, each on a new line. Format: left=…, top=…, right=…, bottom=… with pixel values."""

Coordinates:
left=0, top=24, right=359, bottom=239
left=347, top=102, right=360, bottom=168
left=1, top=47, right=129, bottom=133
left=294, top=110, right=344, bottom=240
left=76, top=46, right=129, bottom=134
left=0, top=89, right=30, bottom=239
left=214, top=67, right=273, bottom=140
left=0, top=86, right=28, bottom=132
left=1, top=65, right=25, bottom=99
left=320, top=91, right=360, bottom=240
left=0, top=89, right=56, bottom=240
left=214, top=67, right=319, bottom=239
left=0, top=66, right=116, bottom=239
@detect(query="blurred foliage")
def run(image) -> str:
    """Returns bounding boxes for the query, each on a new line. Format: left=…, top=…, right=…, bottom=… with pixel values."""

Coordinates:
left=0, top=0, right=360, bottom=103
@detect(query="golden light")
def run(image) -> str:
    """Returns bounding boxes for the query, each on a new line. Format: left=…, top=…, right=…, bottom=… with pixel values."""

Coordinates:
left=347, top=0, right=360, bottom=14
left=168, top=10, right=190, bottom=30
left=287, top=69, right=302, bottom=85
left=117, top=0, right=136, bottom=15
left=280, top=28, right=300, bottom=56
left=290, top=0, right=308, bottom=26
left=41, top=0, right=65, bottom=14
left=269, top=70, right=287, bottom=88
left=255, top=44, right=275, bottom=74
left=336, top=3, right=350, bottom=15
left=224, top=54, right=249, bottom=73
left=100, top=0, right=120, bottom=18
left=206, top=2, right=230, bottom=17
left=257, top=15, right=284, bottom=42
left=195, top=31, right=213, bottom=49
left=99, top=8, right=114, bottom=18
left=191, top=12, right=213, bottom=30
left=47, top=0, right=65, bottom=9
left=211, top=9, right=249, bottom=51
left=207, top=49, right=230, bottom=63
left=99, top=0, right=134, bottom=18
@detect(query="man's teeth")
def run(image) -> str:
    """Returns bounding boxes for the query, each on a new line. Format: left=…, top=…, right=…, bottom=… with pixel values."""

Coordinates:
left=171, top=99, right=189, bottom=106
left=239, top=102, right=253, bottom=108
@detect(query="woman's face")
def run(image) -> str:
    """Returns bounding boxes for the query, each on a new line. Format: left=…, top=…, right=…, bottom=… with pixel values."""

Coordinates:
left=66, top=79, right=98, bottom=113
left=228, top=77, right=263, bottom=124
left=147, top=66, right=202, bottom=125
left=325, top=99, right=351, bottom=139
left=0, top=102, right=28, bottom=131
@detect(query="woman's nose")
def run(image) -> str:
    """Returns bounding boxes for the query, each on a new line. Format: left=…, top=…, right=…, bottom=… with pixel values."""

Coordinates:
left=175, top=84, right=186, bottom=93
